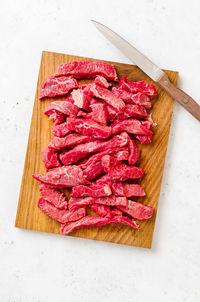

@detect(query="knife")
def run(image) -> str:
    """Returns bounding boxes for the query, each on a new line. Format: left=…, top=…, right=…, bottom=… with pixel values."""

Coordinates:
left=91, top=20, right=200, bottom=121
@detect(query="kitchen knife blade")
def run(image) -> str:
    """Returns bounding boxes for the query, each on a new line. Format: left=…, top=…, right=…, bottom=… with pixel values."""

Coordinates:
left=91, top=19, right=200, bottom=121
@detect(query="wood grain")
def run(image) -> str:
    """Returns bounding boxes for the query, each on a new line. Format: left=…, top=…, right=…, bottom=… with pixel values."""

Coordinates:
left=15, top=51, right=178, bottom=248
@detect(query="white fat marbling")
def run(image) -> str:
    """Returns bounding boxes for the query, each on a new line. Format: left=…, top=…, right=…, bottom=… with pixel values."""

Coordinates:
left=0, top=0, right=200, bottom=301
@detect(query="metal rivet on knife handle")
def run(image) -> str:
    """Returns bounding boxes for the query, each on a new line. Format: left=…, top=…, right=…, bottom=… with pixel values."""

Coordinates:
left=183, top=98, right=189, bottom=104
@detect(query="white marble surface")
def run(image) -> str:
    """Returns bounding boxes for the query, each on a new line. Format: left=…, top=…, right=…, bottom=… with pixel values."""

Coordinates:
left=0, top=0, right=200, bottom=301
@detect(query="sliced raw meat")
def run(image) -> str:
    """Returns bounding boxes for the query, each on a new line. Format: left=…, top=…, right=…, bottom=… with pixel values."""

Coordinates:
left=38, top=198, right=85, bottom=223
left=52, top=122, right=71, bottom=137
left=71, top=89, right=91, bottom=111
left=69, top=196, right=128, bottom=211
left=32, top=165, right=90, bottom=188
left=113, top=148, right=129, bottom=161
left=60, top=215, right=139, bottom=235
left=112, top=87, right=151, bottom=108
left=116, top=104, right=148, bottom=119
left=83, top=161, right=104, bottom=180
left=39, top=76, right=78, bottom=99
left=78, top=102, right=108, bottom=126
left=49, top=134, right=96, bottom=150
left=95, top=174, right=116, bottom=186
left=119, top=200, right=154, bottom=221
left=39, top=183, right=68, bottom=209
left=128, top=136, right=140, bottom=165
left=94, top=76, right=111, bottom=88
left=101, top=155, right=144, bottom=181
left=110, top=208, right=123, bottom=217
left=112, top=183, right=146, bottom=197
left=44, top=100, right=79, bottom=117
left=118, top=76, right=157, bottom=98
left=53, top=113, right=66, bottom=126
left=71, top=184, right=112, bottom=198
left=112, top=119, right=152, bottom=136
left=89, top=204, right=111, bottom=217
left=135, top=133, right=153, bottom=144
left=55, top=60, right=118, bottom=81
left=66, top=117, right=111, bottom=139
left=88, top=83, right=125, bottom=112
left=60, top=132, right=128, bottom=165
left=42, top=147, right=61, bottom=169
left=81, top=146, right=128, bottom=169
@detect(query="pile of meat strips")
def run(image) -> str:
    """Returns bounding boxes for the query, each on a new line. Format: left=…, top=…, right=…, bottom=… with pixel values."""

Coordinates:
left=33, top=60, right=157, bottom=235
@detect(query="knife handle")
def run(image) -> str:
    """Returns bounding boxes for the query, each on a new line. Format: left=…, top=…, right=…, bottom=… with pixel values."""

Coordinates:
left=157, top=73, right=200, bottom=121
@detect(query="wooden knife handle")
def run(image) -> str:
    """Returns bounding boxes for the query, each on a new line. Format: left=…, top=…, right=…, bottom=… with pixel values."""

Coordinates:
left=157, top=73, right=200, bottom=121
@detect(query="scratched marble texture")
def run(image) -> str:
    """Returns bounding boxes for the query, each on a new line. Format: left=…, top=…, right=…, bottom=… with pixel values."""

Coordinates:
left=0, top=0, right=200, bottom=301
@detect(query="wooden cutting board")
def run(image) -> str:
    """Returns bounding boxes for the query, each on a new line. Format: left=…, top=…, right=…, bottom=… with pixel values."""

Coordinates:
left=15, top=51, right=178, bottom=248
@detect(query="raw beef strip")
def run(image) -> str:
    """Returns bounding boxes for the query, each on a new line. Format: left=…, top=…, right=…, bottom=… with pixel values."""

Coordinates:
left=42, top=147, right=61, bottom=169
left=112, top=87, right=151, bottom=108
left=89, top=204, right=111, bottom=217
left=32, top=165, right=90, bottom=188
left=38, top=198, right=85, bottom=224
left=113, top=148, right=129, bottom=161
left=39, top=183, right=68, bottom=209
left=118, top=76, right=157, bottom=98
left=81, top=146, right=128, bottom=169
left=95, top=174, right=116, bottom=186
left=110, top=208, right=123, bottom=217
left=112, top=183, right=145, bottom=197
left=119, top=200, right=154, bottom=221
left=66, top=117, right=111, bottom=139
left=101, top=155, right=144, bottom=180
left=71, top=89, right=91, bottom=111
left=94, top=76, right=111, bottom=88
left=53, top=113, right=66, bottom=126
left=78, top=102, right=108, bottom=126
left=52, top=122, right=71, bottom=137
left=55, top=60, right=118, bottom=81
left=116, top=104, right=148, bottom=119
left=44, top=100, right=79, bottom=116
left=112, top=119, right=152, bottom=136
left=83, top=161, right=104, bottom=180
left=60, top=215, right=139, bottom=235
left=69, top=196, right=128, bottom=211
left=49, top=134, right=96, bottom=150
left=135, top=134, right=153, bottom=144
left=88, top=83, right=125, bottom=112
left=60, top=133, right=128, bottom=165
left=128, top=136, right=140, bottom=165
left=71, top=184, right=112, bottom=198
left=39, top=76, right=78, bottom=99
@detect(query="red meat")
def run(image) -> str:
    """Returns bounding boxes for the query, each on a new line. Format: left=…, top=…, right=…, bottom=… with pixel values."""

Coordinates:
left=71, top=89, right=91, bottom=111
left=55, top=60, right=118, bottom=81
left=68, top=196, right=128, bottom=211
left=111, top=119, right=152, bottom=136
left=112, top=87, right=151, bottom=108
left=49, top=134, right=96, bottom=150
left=94, top=75, right=111, bottom=88
left=38, top=198, right=85, bottom=224
left=53, top=113, right=66, bottom=126
left=118, top=76, right=157, bottom=98
left=71, top=184, right=112, bottom=198
left=39, top=76, right=78, bottom=99
left=89, top=204, right=111, bottom=217
left=110, top=208, right=123, bottom=217
left=111, top=183, right=146, bottom=197
left=39, top=183, right=68, bottom=209
left=119, top=200, right=154, bottom=221
left=88, top=83, right=125, bottom=112
left=135, top=134, right=153, bottom=144
left=128, top=136, right=140, bottom=165
left=116, top=104, right=148, bottom=119
left=60, top=215, right=139, bottom=235
left=95, top=174, right=116, bottom=186
left=44, top=100, right=79, bottom=116
left=42, top=147, right=61, bottom=169
left=78, top=102, right=108, bottom=126
left=32, top=165, right=90, bottom=188
left=113, top=148, right=129, bottom=161
left=66, top=117, right=111, bottom=139
left=60, top=133, right=128, bottom=165
left=52, top=122, right=71, bottom=137
left=83, top=161, right=104, bottom=180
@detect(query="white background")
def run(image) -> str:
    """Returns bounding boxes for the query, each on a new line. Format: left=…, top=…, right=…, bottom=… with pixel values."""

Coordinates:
left=0, top=0, right=200, bottom=301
